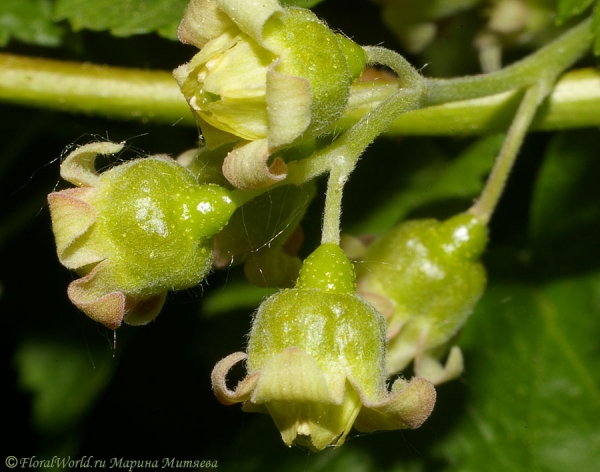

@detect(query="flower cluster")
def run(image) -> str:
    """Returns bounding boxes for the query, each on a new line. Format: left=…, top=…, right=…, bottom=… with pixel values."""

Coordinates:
left=48, top=142, right=236, bottom=329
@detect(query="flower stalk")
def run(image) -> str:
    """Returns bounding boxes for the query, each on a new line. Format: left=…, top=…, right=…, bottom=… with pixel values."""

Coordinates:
left=470, top=78, right=553, bottom=224
left=423, top=17, right=593, bottom=106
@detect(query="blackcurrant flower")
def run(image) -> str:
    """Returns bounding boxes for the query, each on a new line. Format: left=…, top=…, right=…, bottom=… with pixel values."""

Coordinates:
left=48, top=142, right=236, bottom=329
left=350, top=213, right=488, bottom=384
left=174, top=0, right=367, bottom=189
left=212, top=244, right=436, bottom=451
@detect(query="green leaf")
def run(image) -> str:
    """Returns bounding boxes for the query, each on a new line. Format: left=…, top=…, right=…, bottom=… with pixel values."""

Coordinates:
left=201, top=281, right=276, bottom=317
left=0, top=0, right=65, bottom=47
left=54, top=0, right=189, bottom=40
left=351, top=134, right=502, bottom=235
left=593, top=1, right=600, bottom=55
left=556, top=0, right=596, bottom=23
left=14, top=338, right=116, bottom=433
left=529, top=129, right=600, bottom=274
left=435, top=271, right=600, bottom=471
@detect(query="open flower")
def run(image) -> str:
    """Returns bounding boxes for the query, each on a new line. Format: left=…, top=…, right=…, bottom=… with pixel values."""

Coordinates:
left=174, top=0, right=367, bottom=189
left=350, top=213, right=488, bottom=384
left=48, top=142, right=236, bottom=329
left=212, top=244, right=436, bottom=451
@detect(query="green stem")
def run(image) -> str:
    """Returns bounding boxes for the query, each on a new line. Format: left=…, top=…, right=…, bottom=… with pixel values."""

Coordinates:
left=424, top=17, right=593, bottom=106
left=1, top=53, right=599, bottom=133
left=317, top=47, right=424, bottom=156
left=469, top=79, right=552, bottom=224
left=0, top=54, right=191, bottom=125
left=321, top=159, right=351, bottom=245
left=306, top=47, right=425, bottom=243
left=363, top=46, right=424, bottom=91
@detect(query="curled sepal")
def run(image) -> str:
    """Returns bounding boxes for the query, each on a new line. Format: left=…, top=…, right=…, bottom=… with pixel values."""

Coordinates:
left=211, top=352, right=260, bottom=405
left=245, top=348, right=362, bottom=451
left=47, top=188, right=100, bottom=269
left=414, top=345, right=464, bottom=386
left=178, top=0, right=235, bottom=49
left=48, top=142, right=237, bottom=328
left=222, top=139, right=287, bottom=190
left=353, top=376, right=436, bottom=432
left=250, top=347, right=340, bottom=404
left=265, top=67, right=311, bottom=148
left=60, top=141, right=124, bottom=187
left=67, top=262, right=167, bottom=330
left=217, top=0, right=283, bottom=42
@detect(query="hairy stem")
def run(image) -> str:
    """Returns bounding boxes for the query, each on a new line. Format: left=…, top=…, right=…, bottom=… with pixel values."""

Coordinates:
left=321, top=159, right=352, bottom=245
left=470, top=79, right=552, bottom=224
left=0, top=54, right=190, bottom=125
left=424, top=17, right=593, bottom=106
left=311, top=48, right=426, bottom=244
left=1, top=54, right=599, bottom=133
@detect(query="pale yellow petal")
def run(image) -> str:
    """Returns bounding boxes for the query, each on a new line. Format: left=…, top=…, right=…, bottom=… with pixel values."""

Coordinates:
left=207, top=97, right=268, bottom=140
left=202, top=38, right=272, bottom=97
left=250, top=347, right=337, bottom=404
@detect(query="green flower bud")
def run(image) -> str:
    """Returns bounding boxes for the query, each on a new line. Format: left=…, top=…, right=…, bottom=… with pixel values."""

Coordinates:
left=352, top=213, right=488, bottom=384
left=212, top=244, right=436, bottom=452
left=174, top=0, right=367, bottom=189
left=48, top=142, right=237, bottom=329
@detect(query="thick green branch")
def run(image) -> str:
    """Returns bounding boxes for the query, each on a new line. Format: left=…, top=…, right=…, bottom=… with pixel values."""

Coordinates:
left=0, top=54, right=193, bottom=125
left=1, top=53, right=599, bottom=133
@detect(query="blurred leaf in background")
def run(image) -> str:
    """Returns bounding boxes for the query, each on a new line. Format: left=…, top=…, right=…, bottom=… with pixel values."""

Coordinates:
left=54, top=0, right=189, bottom=40
left=0, top=0, right=66, bottom=47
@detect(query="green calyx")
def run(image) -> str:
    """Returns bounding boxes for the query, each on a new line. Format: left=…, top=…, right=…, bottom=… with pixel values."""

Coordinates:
left=356, top=213, right=488, bottom=359
left=92, top=156, right=236, bottom=295
left=249, top=242, right=383, bottom=397
left=433, top=212, right=488, bottom=261
left=262, top=7, right=366, bottom=135
left=247, top=288, right=385, bottom=390
left=336, top=33, right=368, bottom=82
left=296, top=243, right=356, bottom=293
